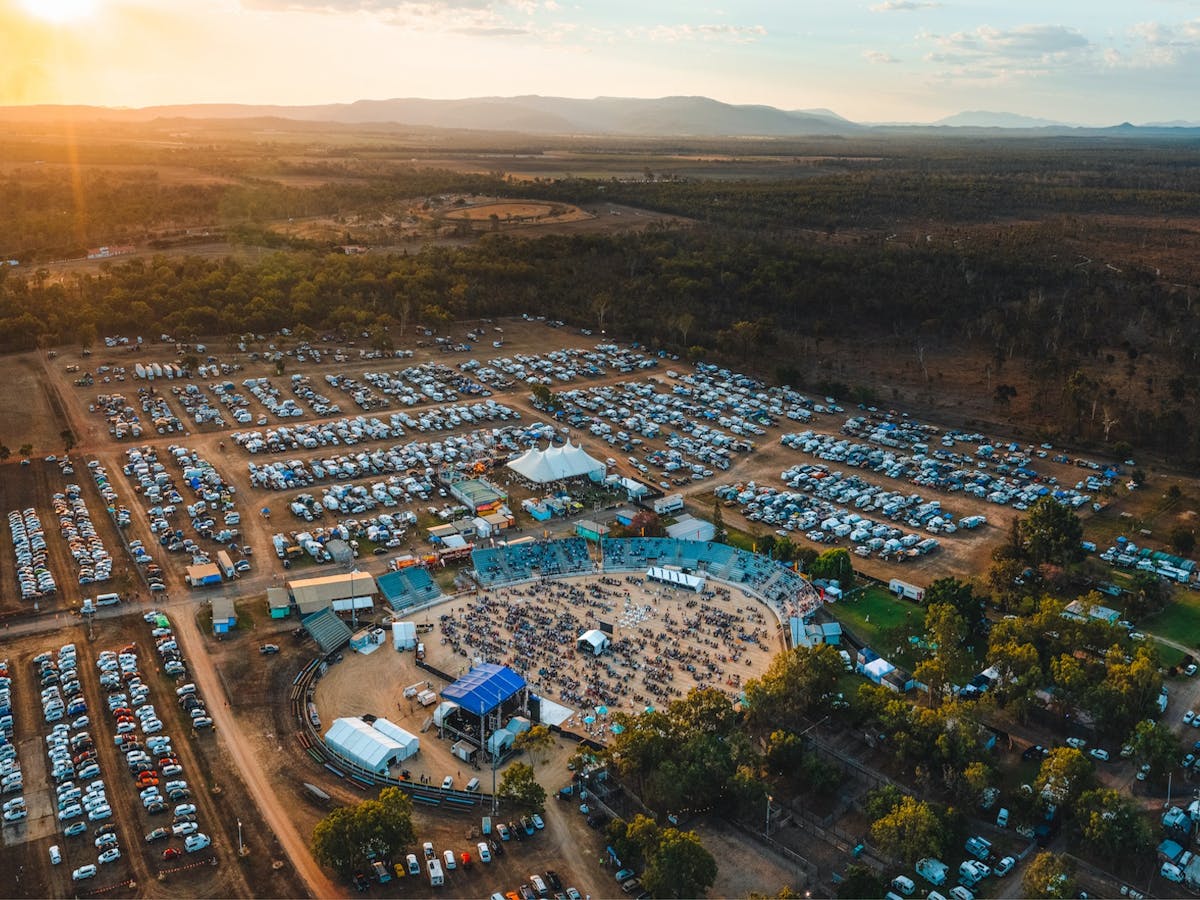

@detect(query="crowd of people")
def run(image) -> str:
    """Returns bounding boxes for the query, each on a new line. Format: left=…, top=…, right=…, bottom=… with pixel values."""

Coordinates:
left=434, top=574, right=781, bottom=737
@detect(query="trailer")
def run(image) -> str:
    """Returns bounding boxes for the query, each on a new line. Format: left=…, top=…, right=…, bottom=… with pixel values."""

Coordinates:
left=889, top=578, right=925, bottom=602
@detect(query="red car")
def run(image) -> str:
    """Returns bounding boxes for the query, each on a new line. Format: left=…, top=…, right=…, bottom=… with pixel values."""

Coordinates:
left=162, top=847, right=182, bottom=860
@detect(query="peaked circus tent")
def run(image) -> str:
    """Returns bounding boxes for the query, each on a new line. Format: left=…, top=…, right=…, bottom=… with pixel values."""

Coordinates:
left=507, top=442, right=605, bottom=484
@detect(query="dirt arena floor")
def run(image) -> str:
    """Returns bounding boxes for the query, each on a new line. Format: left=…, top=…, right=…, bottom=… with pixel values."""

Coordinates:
left=314, top=573, right=785, bottom=754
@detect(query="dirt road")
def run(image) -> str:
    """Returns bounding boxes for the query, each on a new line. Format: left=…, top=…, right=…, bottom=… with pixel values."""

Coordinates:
left=170, top=608, right=340, bottom=899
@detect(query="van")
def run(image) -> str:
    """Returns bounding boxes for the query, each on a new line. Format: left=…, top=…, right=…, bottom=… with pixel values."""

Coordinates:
left=427, top=858, right=444, bottom=886
left=996, top=807, right=1009, bottom=828
left=96, top=593, right=121, bottom=607
left=891, top=875, right=915, bottom=896
left=466, top=777, right=480, bottom=792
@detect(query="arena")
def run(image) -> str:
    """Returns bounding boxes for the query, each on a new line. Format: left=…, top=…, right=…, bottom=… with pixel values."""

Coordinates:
left=311, top=537, right=823, bottom=773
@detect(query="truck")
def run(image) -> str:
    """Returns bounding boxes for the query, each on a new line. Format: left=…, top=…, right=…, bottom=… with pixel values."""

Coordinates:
left=916, top=858, right=948, bottom=886
left=272, top=534, right=287, bottom=559
left=427, top=858, right=444, bottom=886
left=417, top=690, right=438, bottom=707
left=964, top=835, right=992, bottom=861
left=653, top=494, right=684, bottom=515
left=216, top=551, right=235, bottom=580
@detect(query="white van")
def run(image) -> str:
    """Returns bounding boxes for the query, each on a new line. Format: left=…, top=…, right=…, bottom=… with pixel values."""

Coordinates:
left=466, top=777, right=480, bottom=792
left=428, top=858, right=444, bottom=886
left=443, top=849, right=457, bottom=870
left=96, top=593, right=121, bottom=607
left=890, top=875, right=915, bottom=896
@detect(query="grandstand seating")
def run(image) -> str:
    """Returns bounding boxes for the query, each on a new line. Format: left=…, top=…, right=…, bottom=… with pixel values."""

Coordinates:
left=302, top=607, right=354, bottom=654
left=470, top=538, right=592, bottom=587
left=377, top=567, right=443, bottom=612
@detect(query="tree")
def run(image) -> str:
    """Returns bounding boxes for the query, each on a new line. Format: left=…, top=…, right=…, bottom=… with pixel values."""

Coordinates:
left=1169, top=525, right=1195, bottom=556
left=744, top=644, right=843, bottom=734
left=513, top=724, right=555, bottom=769
left=1022, top=497, right=1084, bottom=567
left=1129, top=720, right=1181, bottom=781
left=869, top=795, right=946, bottom=864
left=1077, top=788, right=1153, bottom=860
left=497, top=761, right=546, bottom=812
left=914, top=603, right=972, bottom=706
left=529, top=382, right=554, bottom=408
left=60, top=429, right=75, bottom=452
left=808, top=548, right=854, bottom=588
left=311, top=787, right=416, bottom=877
left=1022, top=851, right=1076, bottom=899
left=642, top=828, right=718, bottom=899
left=1035, top=747, right=1095, bottom=808
left=836, top=865, right=886, bottom=899
left=18, top=443, right=31, bottom=459
left=0, top=446, right=10, bottom=462
left=922, top=577, right=985, bottom=636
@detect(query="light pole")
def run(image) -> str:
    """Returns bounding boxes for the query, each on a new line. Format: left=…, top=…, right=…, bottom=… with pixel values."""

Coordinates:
left=765, top=794, right=773, bottom=837
left=237, top=818, right=243, bottom=854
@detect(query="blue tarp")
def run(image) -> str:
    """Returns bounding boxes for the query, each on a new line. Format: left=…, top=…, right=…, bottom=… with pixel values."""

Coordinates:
left=442, top=663, right=526, bottom=716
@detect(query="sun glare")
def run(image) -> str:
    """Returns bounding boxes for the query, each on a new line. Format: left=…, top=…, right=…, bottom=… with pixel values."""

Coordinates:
left=19, top=0, right=98, bottom=24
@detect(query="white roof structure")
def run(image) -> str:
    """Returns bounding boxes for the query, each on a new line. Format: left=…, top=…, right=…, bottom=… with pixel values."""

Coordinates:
left=863, top=658, right=896, bottom=683
left=577, top=628, right=610, bottom=656
left=370, top=718, right=420, bottom=760
left=507, top=442, right=605, bottom=484
left=391, top=620, right=417, bottom=650
left=325, top=717, right=407, bottom=772
left=647, top=566, right=706, bottom=592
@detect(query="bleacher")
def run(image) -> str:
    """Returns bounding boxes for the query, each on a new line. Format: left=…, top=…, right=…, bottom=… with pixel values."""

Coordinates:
left=302, top=607, right=354, bottom=655
left=377, top=567, right=443, bottom=612
left=470, top=538, right=592, bottom=588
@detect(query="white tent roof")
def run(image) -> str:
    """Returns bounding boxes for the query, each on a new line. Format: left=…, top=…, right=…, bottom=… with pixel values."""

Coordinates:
left=507, top=442, right=605, bottom=483
left=863, top=658, right=895, bottom=680
left=578, top=629, right=609, bottom=652
left=325, top=717, right=406, bottom=772
left=371, top=717, right=420, bottom=757
left=647, top=566, right=706, bottom=592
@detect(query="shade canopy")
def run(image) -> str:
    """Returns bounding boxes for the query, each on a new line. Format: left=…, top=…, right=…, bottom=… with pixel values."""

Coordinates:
left=507, top=442, right=605, bottom=484
left=442, top=663, right=526, bottom=716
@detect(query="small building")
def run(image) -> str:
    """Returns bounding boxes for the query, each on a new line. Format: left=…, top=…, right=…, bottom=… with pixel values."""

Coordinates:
left=575, top=519, right=610, bottom=543
left=613, top=507, right=637, bottom=527
left=288, top=571, right=378, bottom=616
left=392, top=621, right=417, bottom=650
left=324, top=717, right=411, bottom=773
left=666, top=514, right=715, bottom=542
left=301, top=608, right=354, bottom=655
left=266, top=587, right=291, bottom=619
left=211, top=597, right=237, bottom=635
left=577, top=629, right=611, bottom=656
left=449, top=478, right=508, bottom=513
left=1062, top=599, right=1121, bottom=626
left=861, top=657, right=895, bottom=685
left=371, top=718, right=420, bottom=760
left=186, top=563, right=222, bottom=588
left=882, top=668, right=914, bottom=694
left=654, top=494, right=685, bottom=515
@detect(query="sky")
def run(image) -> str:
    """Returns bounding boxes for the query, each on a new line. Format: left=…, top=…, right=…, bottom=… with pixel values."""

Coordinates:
left=1, top=0, right=1198, bottom=124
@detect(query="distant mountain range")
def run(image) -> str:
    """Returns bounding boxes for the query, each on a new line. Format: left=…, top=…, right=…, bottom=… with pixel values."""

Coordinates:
left=0, top=95, right=1195, bottom=137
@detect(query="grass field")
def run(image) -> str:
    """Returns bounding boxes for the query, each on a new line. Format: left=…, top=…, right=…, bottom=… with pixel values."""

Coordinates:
left=829, top=584, right=926, bottom=669
left=1143, top=590, right=1200, bottom=644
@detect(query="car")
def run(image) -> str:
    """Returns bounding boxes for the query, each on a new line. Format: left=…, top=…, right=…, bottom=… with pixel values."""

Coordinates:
left=72, top=864, right=98, bottom=881
left=530, top=874, right=548, bottom=896
left=566, top=889, right=583, bottom=900
left=1089, top=748, right=1110, bottom=762
left=146, top=800, right=167, bottom=814
left=146, top=827, right=170, bottom=842
left=185, top=833, right=211, bottom=853
left=173, top=814, right=197, bottom=825
left=1184, top=753, right=1197, bottom=768
left=161, top=764, right=183, bottom=777
left=1021, top=744, right=1048, bottom=761
left=174, top=803, right=196, bottom=817
left=64, top=821, right=87, bottom=837
left=1185, top=711, right=1196, bottom=726
left=88, top=806, right=112, bottom=822
left=531, top=813, right=545, bottom=830
left=441, top=775, right=454, bottom=790
left=1120, top=744, right=1135, bottom=758
left=521, top=815, right=535, bottom=835
left=478, top=841, right=492, bottom=862
left=172, top=821, right=198, bottom=836
left=948, top=887, right=974, bottom=900
left=95, top=833, right=118, bottom=850
left=163, top=847, right=183, bottom=860
left=615, top=869, right=636, bottom=882
left=545, top=870, right=563, bottom=891
left=259, top=645, right=279, bottom=655
left=994, top=856, right=1015, bottom=877
left=406, top=853, right=420, bottom=875
left=58, top=804, right=83, bottom=821
left=98, top=847, right=121, bottom=865
left=497, top=822, right=511, bottom=841
left=1065, top=737, right=1087, bottom=750
left=49, top=844, right=62, bottom=865
left=621, top=878, right=643, bottom=895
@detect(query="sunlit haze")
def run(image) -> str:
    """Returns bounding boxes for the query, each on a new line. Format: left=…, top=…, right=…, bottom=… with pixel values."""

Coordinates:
left=0, top=0, right=1198, bottom=124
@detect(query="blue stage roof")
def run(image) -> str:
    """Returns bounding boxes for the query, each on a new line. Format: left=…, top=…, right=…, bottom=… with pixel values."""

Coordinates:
left=442, top=663, right=526, bottom=716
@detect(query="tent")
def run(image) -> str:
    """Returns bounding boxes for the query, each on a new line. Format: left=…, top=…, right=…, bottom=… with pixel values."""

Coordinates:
left=370, top=718, right=420, bottom=761
left=647, top=567, right=706, bottom=592
left=391, top=621, right=417, bottom=650
left=324, top=717, right=408, bottom=773
left=577, top=629, right=610, bottom=656
left=507, top=442, right=605, bottom=484
left=862, top=657, right=896, bottom=685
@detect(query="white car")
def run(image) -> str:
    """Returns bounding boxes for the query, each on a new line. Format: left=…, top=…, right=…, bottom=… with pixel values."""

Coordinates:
left=477, top=841, right=491, bottom=863
left=1089, top=748, right=1110, bottom=762
left=948, top=887, right=975, bottom=900
left=1185, top=711, right=1196, bottom=726
left=1065, top=737, right=1087, bottom=750
left=97, top=847, right=121, bottom=865
left=72, top=864, right=97, bottom=881
left=185, top=833, right=211, bottom=853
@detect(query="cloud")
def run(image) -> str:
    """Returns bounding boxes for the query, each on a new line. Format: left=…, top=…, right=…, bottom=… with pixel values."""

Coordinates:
left=921, top=24, right=1092, bottom=80
left=870, top=0, right=941, bottom=11
left=242, top=0, right=497, bottom=9
left=629, top=23, right=767, bottom=44
left=863, top=49, right=900, bottom=63
left=1108, top=18, right=1200, bottom=66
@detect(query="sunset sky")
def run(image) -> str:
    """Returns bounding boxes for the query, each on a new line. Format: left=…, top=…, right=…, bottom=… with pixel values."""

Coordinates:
left=2, top=0, right=1198, bottom=123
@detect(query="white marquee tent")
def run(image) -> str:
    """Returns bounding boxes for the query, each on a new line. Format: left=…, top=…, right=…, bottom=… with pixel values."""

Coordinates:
left=577, top=628, right=611, bottom=656
left=646, top=566, right=706, bottom=592
left=325, top=717, right=410, bottom=772
left=507, top=442, right=605, bottom=484
left=370, top=717, right=420, bottom=760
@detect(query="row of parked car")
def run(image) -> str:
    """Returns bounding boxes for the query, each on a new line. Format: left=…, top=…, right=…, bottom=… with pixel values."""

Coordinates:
left=1, top=658, right=25, bottom=822
left=51, top=482, right=114, bottom=585
left=9, top=507, right=56, bottom=600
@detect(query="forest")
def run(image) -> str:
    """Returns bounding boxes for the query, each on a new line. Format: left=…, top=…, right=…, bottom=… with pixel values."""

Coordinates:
left=2, top=127, right=1200, bottom=463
